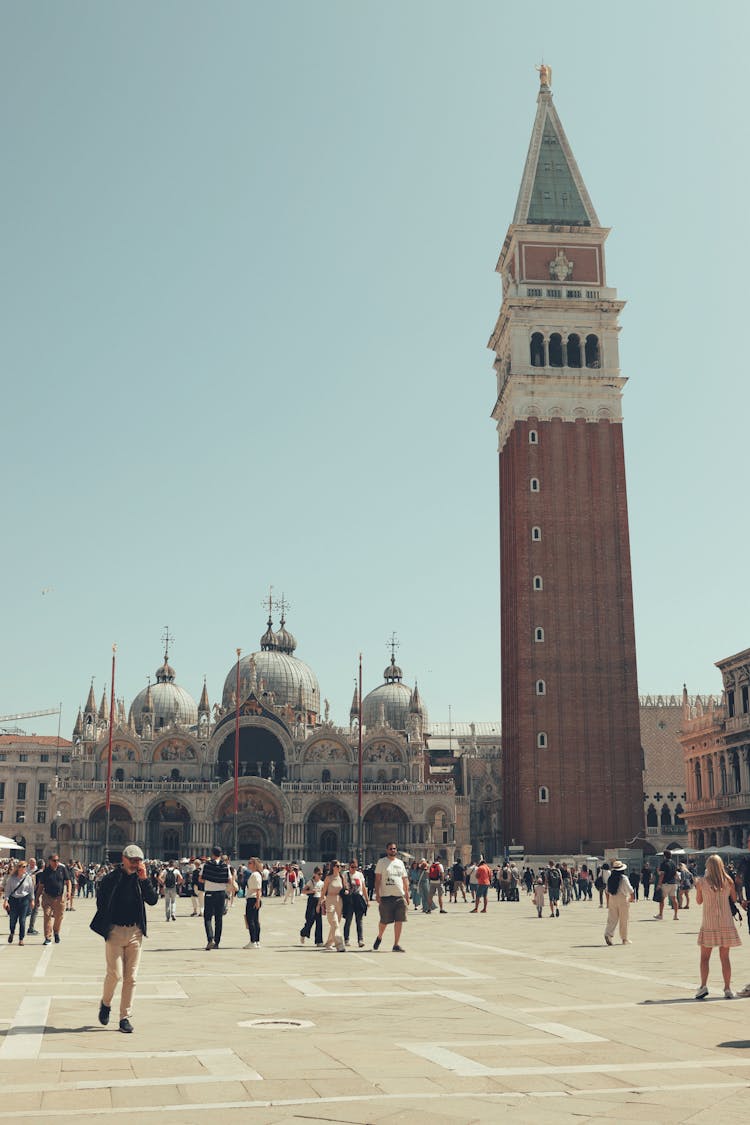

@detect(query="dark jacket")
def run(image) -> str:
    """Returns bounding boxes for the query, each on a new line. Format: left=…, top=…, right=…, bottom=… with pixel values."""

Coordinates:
left=91, top=867, right=159, bottom=938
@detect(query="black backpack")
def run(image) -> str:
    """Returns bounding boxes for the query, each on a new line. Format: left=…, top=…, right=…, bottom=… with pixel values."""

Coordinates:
left=607, top=871, right=622, bottom=895
left=164, top=869, right=176, bottom=889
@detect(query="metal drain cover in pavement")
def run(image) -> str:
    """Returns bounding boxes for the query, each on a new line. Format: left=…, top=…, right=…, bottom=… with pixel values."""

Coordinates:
left=238, top=1018, right=314, bottom=1030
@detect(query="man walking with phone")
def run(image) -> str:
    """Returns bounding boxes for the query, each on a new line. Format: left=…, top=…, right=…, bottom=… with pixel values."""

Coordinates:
left=93, top=844, right=159, bottom=1034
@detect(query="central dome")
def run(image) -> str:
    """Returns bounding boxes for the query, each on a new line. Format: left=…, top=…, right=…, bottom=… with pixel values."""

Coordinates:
left=222, top=616, right=320, bottom=717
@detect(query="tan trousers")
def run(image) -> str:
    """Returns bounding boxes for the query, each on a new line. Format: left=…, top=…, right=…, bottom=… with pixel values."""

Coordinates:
left=102, top=925, right=144, bottom=1019
left=604, top=897, right=630, bottom=943
left=41, top=893, right=65, bottom=940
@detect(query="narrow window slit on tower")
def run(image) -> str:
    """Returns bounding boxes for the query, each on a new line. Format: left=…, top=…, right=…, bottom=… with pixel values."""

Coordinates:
left=530, top=478, right=540, bottom=492
left=535, top=627, right=544, bottom=642
left=536, top=680, right=546, bottom=696
left=537, top=732, right=547, bottom=748
left=533, top=576, right=543, bottom=590
left=529, top=430, right=538, bottom=444
left=531, top=527, right=541, bottom=541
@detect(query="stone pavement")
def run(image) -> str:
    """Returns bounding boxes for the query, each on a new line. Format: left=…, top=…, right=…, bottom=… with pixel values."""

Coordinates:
left=1, top=890, right=750, bottom=1124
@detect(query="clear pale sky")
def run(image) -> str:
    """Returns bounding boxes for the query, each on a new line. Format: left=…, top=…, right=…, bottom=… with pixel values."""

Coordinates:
left=1, top=2, right=744, bottom=737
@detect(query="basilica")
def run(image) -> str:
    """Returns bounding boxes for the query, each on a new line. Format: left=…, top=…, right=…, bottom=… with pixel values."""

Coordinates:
left=50, top=612, right=491, bottom=863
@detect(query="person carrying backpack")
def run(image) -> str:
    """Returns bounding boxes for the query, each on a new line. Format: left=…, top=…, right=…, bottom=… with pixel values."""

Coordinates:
left=158, top=862, right=182, bottom=921
left=655, top=849, right=680, bottom=921
left=427, top=859, right=447, bottom=913
left=544, top=862, right=562, bottom=917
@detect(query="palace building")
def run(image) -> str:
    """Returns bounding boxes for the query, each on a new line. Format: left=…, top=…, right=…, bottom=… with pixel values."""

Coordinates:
left=489, top=68, right=643, bottom=853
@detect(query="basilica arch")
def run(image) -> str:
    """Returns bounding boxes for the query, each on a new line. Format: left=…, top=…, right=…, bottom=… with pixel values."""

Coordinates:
left=89, top=802, right=136, bottom=862
left=211, top=715, right=293, bottom=785
left=362, top=736, right=406, bottom=783
left=305, top=800, right=352, bottom=861
left=151, top=734, right=200, bottom=781
left=210, top=780, right=286, bottom=860
left=300, top=733, right=352, bottom=782
left=362, top=800, right=411, bottom=861
left=96, top=738, right=142, bottom=780
left=145, top=798, right=192, bottom=859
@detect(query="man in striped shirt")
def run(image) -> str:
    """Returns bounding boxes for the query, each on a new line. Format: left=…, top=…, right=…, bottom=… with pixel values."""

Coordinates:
left=201, top=847, right=230, bottom=950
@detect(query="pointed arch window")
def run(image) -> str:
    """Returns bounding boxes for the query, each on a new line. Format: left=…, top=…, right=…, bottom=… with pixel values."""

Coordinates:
left=538, top=786, right=549, bottom=803
left=585, top=334, right=600, bottom=368
left=731, top=752, right=741, bottom=794
left=660, top=803, right=672, bottom=828
left=694, top=762, right=702, bottom=800
left=646, top=803, right=658, bottom=828
left=674, top=803, right=686, bottom=828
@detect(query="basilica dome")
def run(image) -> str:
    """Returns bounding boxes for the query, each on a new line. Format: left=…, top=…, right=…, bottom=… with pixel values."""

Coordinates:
left=362, top=656, right=428, bottom=732
left=222, top=615, right=320, bottom=717
left=129, top=655, right=199, bottom=735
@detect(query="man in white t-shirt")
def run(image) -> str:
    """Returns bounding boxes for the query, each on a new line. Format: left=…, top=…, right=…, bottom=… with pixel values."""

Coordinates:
left=373, top=842, right=410, bottom=952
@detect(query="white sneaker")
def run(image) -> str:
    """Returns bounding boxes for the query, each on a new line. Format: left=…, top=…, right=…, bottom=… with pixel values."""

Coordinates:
left=724, top=988, right=735, bottom=999
left=243, top=941, right=253, bottom=949
left=695, top=985, right=708, bottom=1000
left=253, top=942, right=260, bottom=948
left=737, top=983, right=750, bottom=998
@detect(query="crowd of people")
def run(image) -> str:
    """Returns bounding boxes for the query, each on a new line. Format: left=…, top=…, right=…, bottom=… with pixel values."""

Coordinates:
left=4, top=844, right=750, bottom=1027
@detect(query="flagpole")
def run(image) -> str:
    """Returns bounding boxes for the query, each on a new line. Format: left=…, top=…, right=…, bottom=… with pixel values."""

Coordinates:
left=357, top=652, right=363, bottom=860
left=104, top=644, right=116, bottom=862
left=233, top=648, right=241, bottom=861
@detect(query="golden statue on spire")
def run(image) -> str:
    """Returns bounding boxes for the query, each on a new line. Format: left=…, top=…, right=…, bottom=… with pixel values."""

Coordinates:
left=536, top=62, right=552, bottom=88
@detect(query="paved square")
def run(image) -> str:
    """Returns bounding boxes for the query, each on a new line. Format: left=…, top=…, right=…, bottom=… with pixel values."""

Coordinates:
left=2, top=892, right=750, bottom=1122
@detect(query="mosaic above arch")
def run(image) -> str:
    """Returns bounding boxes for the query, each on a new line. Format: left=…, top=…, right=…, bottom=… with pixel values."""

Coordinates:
left=152, top=737, right=197, bottom=763
left=216, top=787, right=282, bottom=824
left=99, top=740, right=142, bottom=764
left=303, top=736, right=351, bottom=764
left=363, top=738, right=404, bottom=765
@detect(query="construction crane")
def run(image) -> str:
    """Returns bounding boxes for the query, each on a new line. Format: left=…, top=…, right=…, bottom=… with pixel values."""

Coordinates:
left=0, top=708, right=60, bottom=735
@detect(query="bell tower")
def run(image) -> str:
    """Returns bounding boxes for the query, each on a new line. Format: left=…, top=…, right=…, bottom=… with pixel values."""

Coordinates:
left=490, top=68, right=642, bottom=854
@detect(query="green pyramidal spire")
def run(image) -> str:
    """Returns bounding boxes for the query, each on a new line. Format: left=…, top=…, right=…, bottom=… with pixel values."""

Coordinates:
left=513, top=70, right=599, bottom=227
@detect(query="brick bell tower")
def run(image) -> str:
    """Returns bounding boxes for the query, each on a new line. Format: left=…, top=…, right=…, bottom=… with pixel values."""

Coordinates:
left=489, top=66, right=643, bottom=855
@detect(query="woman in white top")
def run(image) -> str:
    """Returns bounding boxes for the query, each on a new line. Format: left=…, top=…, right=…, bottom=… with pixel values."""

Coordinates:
left=243, top=858, right=263, bottom=949
left=3, top=860, right=35, bottom=945
left=603, top=860, right=635, bottom=945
